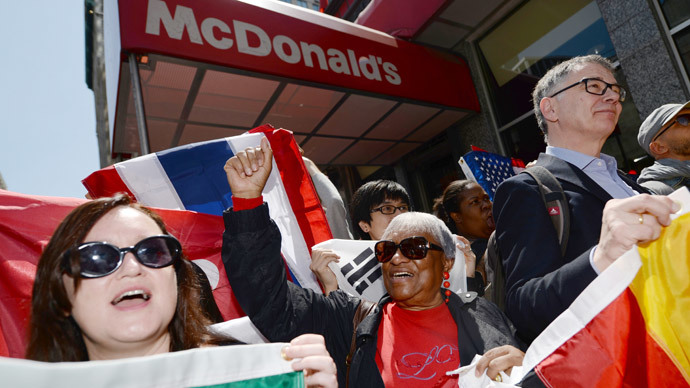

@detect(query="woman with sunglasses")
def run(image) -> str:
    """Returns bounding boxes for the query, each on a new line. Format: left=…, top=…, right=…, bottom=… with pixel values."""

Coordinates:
left=223, top=138, right=524, bottom=387
left=26, top=194, right=337, bottom=388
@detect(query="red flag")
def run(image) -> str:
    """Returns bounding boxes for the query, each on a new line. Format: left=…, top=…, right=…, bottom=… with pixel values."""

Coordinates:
left=0, top=190, right=242, bottom=358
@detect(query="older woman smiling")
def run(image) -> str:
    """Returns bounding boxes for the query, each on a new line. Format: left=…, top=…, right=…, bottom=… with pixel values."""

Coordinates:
left=222, top=138, right=524, bottom=387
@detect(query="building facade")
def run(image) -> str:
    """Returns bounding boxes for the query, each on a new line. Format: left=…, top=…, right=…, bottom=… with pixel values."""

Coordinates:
left=333, top=0, right=690, bottom=211
left=86, top=0, right=690, bottom=213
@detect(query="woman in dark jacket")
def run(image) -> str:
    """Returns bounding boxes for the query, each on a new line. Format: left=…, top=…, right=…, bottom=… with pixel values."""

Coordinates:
left=223, top=138, right=524, bottom=387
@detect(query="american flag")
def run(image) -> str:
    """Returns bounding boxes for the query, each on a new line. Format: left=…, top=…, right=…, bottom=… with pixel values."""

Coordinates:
left=458, top=150, right=518, bottom=201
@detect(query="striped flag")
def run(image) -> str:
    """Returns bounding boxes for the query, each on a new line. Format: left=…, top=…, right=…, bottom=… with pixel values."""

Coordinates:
left=514, top=188, right=690, bottom=387
left=0, top=342, right=302, bottom=387
left=82, top=126, right=332, bottom=297
left=0, top=190, right=234, bottom=358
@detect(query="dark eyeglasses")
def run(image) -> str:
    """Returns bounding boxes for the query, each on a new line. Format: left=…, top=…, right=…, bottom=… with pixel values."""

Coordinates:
left=370, top=205, right=410, bottom=215
left=550, top=78, right=627, bottom=102
left=652, top=114, right=690, bottom=142
left=62, top=235, right=182, bottom=278
left=374, top=236, right=444, bottom=263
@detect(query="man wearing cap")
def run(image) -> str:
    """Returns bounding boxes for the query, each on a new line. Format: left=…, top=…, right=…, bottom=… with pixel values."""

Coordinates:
left=492, top=55, right=677, bottom=344
left=636, top=101, right=690, bottom=194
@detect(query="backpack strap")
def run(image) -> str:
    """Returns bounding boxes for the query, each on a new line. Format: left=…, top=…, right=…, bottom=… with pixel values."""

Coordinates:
left=346, top=300, right=377, bottom=387
left=521, top=166, right=571, bottom=256
left=483, top=231, right=505, bottom=311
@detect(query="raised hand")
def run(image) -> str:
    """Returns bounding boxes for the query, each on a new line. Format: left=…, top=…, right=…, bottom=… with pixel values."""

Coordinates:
left=224, top=137, right=273, bottom=199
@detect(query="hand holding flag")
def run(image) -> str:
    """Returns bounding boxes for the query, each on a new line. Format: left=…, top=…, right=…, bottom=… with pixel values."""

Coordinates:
left=593, top=193, right=679, bottom=272
left=309, top=248, right=340, bottom=295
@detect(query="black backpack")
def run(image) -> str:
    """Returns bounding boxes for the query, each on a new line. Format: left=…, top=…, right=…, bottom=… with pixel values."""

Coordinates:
left=483, top=166, right=570, bottom=310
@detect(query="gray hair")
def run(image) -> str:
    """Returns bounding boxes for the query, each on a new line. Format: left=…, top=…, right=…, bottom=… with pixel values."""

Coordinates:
left=381, top=212, right=455, bottom=259
left=532, top=55, right=616, bottom=137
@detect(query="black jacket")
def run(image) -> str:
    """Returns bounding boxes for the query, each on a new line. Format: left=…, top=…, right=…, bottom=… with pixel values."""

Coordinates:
left=493, top=153, right=649, bottom=343
left=222, top=204, right=522, bottom=387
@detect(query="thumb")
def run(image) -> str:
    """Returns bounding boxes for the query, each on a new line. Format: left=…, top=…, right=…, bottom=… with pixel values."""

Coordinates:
left=260, top=136, right=273, bottom=167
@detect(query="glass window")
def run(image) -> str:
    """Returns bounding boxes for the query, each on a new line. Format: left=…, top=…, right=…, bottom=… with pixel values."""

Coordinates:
left=673, top=27, right=690, bottom=76
left=297, top=0, right=307, bottom=7
left=477, top=0, right=617, bottom=127
left=658, top=0, right=690, bottom=30
left=657, top=0, right=690, bottom=84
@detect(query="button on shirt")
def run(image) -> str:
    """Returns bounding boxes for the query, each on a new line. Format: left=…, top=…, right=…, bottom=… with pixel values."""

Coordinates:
left=545, top=146, right=637, bottom=198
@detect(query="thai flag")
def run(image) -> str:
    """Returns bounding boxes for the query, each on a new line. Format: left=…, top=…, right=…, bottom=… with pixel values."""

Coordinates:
left=82, top=126, right=332, bottom=315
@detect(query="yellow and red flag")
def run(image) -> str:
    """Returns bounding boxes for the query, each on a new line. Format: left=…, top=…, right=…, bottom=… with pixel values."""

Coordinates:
left=517, top=189, right=690, bottom=387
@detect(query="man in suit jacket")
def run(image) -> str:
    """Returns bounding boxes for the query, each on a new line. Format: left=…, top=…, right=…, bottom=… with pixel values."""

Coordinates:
left=493, top=55, right=678, bottom=344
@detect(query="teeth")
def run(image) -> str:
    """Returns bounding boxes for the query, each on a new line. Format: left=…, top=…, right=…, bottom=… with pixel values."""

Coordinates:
left=393, top=272, right=412, bottom=278
left=111, top=290, right=150, bottom=305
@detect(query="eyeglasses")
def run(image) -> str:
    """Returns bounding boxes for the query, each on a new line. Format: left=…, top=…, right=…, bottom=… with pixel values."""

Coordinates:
left=549, top=78, right=627, bottom=102
left=652, top=114, right=690, bottom=142
left=370, top=205, right=410, bottom=215
left=374, top=236, right=444, bottom=263
left=62, top=235, right=182, bottom=278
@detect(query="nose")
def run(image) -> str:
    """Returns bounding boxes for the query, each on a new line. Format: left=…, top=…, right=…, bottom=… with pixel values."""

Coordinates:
left=388, top=247, right=409, bottom=264
left=117, top=252, right=144, bottom=277
left=602, top=86, right=621, bottom=103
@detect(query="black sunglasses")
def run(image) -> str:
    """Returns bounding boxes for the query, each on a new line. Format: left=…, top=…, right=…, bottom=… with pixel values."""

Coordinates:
left=550, top=78, right=626, bottom=102
left=652, top=114, right=690, bottom=142
left=374, top=236, right=444, bottom=263
left=62, top=235, right=182, bottom=278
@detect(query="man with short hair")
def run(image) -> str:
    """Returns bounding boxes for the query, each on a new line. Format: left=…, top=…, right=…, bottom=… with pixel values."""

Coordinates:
left=493, top=55, right=674, bottom=344
left=350, top=180, right=411, bottom=240
left=636, top=101, right=690, bottom=194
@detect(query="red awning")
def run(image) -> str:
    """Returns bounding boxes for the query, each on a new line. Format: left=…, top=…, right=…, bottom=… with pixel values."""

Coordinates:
left=105, top=0, right=479, bottom=165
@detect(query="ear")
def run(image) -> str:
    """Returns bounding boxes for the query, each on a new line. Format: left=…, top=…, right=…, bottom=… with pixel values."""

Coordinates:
left=442, top=255, right=455, bottom=273
left=540, top=97, right=558, bottom=123
left=450, top=212, right=462, bottom=224
left=649, top=140, right=669, bottom=158
left=358, top=220, right=370, bottom=234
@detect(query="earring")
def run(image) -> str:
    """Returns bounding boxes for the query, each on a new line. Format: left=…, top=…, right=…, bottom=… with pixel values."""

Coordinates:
left=442, top=271, right=451, bottom=303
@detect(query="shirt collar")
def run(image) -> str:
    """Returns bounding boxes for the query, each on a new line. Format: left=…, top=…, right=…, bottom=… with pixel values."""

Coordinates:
left=545, top=146, right=619, bottom=170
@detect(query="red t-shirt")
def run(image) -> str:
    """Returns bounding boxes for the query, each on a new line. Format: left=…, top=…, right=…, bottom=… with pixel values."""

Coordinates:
left=376, top=302, right=460, bottom=387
